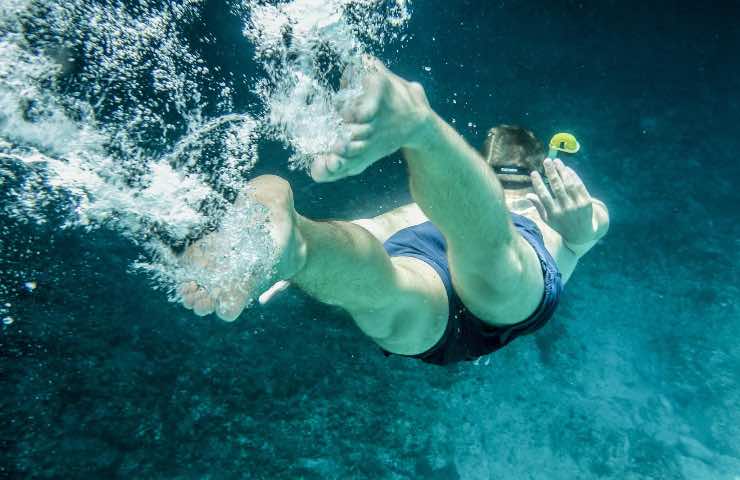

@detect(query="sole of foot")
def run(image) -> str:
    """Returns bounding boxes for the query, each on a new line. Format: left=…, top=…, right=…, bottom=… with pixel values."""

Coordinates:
left=179, top=175, right=307, bottom=321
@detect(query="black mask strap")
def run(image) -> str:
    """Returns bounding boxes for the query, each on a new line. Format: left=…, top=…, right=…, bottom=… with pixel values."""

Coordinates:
left=492, top=165, right=532, bottom=176
left=493, top=165, right=550, bottom=189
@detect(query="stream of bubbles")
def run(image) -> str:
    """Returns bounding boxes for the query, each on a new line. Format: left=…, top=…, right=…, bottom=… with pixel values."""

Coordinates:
left=0, top=0, right=410, bottom=323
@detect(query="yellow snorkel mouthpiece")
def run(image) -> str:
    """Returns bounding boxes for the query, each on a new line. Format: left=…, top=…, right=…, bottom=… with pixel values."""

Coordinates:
left=548, top=132, right=580, bottom=159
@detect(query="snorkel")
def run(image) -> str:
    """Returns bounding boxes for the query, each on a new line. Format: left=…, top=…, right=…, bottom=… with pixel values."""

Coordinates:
left=547, top=132, right=580, bottom=159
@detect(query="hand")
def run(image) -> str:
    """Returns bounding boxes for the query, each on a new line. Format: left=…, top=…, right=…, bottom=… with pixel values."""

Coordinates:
left=526, top=158, right=597, bottom=245
left=311, top=56, right=433, bottom=182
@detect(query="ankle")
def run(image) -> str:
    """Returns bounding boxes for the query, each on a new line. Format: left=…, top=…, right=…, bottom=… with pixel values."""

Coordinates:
left=404, top=108, right=441, bottom=152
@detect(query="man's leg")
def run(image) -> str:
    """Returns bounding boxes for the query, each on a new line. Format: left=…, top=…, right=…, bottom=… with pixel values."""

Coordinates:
left=180, top=175, right=448, bottom=353
left=292, top=215, right=448, bottom=352
left=309, top=59, right=543, bottom=325
left=401, top=115, right=544, bottom=325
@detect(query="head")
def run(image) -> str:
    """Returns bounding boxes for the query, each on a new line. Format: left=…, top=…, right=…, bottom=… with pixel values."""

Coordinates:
left=481, top=125, right=546, bottom=191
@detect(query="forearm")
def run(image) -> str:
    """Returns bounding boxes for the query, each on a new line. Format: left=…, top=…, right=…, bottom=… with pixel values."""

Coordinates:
left=403, top=112, right=513, bottom=252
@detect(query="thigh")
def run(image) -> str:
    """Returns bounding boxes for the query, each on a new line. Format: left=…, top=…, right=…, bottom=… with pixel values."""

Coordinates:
left=349, top=218, right=390, bottom=243
left=447, top=234, right=545, bottom=327
left=352, top=256, right=449, bottom=356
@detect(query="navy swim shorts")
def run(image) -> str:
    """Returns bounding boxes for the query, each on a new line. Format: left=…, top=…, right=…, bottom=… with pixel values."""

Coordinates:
left=381, top=213, right=563, bottom=366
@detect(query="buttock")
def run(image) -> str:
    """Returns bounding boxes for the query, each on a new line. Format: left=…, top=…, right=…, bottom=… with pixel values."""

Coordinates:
left=380, top=213, right=563, bottom=366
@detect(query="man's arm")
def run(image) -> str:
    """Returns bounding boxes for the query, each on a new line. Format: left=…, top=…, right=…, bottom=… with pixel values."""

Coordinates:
left=562, top=198, right=609, bottom=257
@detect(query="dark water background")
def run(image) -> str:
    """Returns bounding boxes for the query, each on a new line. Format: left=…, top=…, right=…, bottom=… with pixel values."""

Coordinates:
left=2, top=0, right=739, bottom=478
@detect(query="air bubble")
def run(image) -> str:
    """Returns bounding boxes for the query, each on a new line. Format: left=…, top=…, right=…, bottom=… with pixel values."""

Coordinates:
left=1, top=0, right=411, bottom=310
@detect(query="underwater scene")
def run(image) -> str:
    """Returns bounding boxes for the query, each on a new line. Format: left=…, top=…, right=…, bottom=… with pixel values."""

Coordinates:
left=1, top=0, right=739, bottom=478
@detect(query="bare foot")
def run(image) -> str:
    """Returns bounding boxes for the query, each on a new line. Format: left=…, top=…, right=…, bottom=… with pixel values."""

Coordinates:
left=178, top=175, right=307, bottom=321
left=310, top=56, right=433, bottom=183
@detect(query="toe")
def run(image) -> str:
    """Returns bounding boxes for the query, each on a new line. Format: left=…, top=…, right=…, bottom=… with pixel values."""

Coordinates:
left=310, top=154, right=346, bottom=183
left=193, top=294, right=215, bottom=317
left=216, top=290, right=248, bottom=322
left=309, top=155, right=327, bottom=182
left=182, top=297, right=194, bottom=309
left=181, top=290, right=196, bottom=309
left=181, top=284, right=208, bottom=311
left=178, top=281, right=198, bottom=298
left=326, top=154, right=345, bottom=174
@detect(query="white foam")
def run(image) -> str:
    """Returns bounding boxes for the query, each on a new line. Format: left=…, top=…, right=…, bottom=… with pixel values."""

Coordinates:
left=0, top=0, right=410, bottom=316
left=244, top=0, right=410, bottom=171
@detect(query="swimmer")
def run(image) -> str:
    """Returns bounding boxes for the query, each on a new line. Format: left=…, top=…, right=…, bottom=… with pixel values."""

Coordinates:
left=179, top=57, right=609, bottom=365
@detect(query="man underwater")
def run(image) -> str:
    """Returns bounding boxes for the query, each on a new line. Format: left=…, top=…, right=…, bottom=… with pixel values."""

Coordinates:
left=178, top=57, right=610, bottom=366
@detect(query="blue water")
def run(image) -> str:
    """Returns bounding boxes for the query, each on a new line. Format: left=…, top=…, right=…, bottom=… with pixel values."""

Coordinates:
left=2, top=1, right=739, bottom=479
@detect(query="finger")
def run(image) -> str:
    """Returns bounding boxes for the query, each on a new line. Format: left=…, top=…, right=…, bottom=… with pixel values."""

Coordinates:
left=531, top=171, right=556, bottom=213
left=554, top=158, right=570, bottom=183
left=332, top=139, right=365, bottom=157
left=258, top=280, right=290, bottom=305
left=183, top=287, right=208, bottom=311
left=564, top=166, right=591, bottom=201
left=191, top=287, right=210, bottom=304
left=554, top=159, right=591, bottom=202
left=324, top=153, right=346, bottom=174
left=340, top=60, right=382, bottom=124
left=352, top=102, right=377, bottom=124
left=544, top=158, right=568, bottom=205
left=525, top=193, right=548, bottom=222
left=554, top=159, right=579, bottom=200
left=554, top=159, right=576, bottom=189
